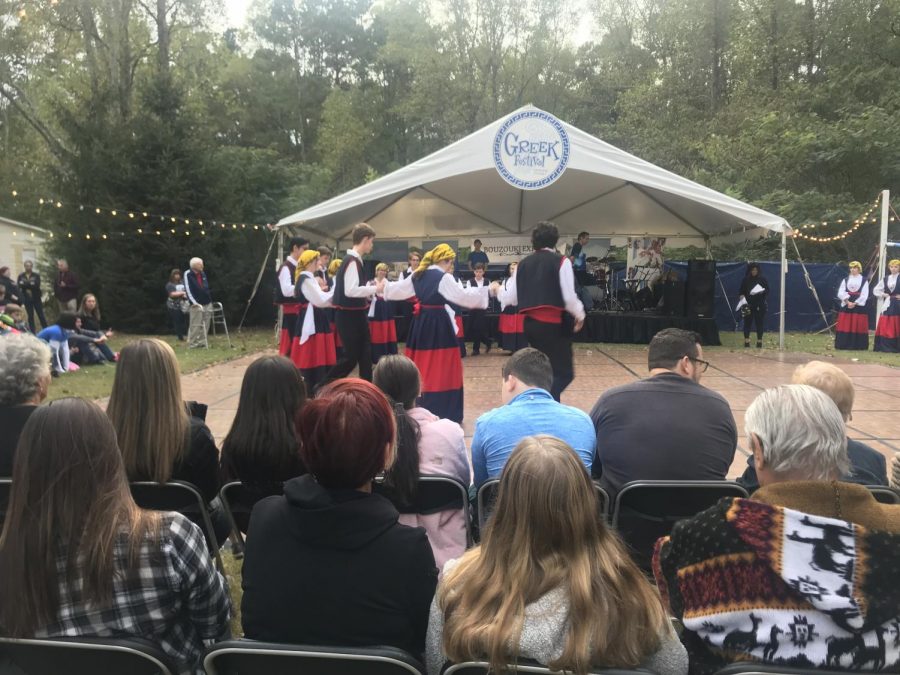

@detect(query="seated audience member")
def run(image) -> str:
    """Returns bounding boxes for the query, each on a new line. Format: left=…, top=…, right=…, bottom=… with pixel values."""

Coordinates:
left=739, top=360, right=887, bottom=491
left=655, top=385, right=900, bottom=674
left=0, top=398, right=230, bottom=674
left=427, top=435, right=688, bottom=675
left=0, top=334, right=51, bottom=476
left=590, top=328, right=736, bottom=497
left=241, top=379, right=438, bottom=656
left=374, top=355, right=470, bottom=570
left=893, top=453, right=900, bottom=489
left=471, top=348, right=595, bottom=486
left=220, top=354, right=307, bottom=491
left=67, top=315, right=114, bottom=366
left=107, top=338, right=226, bottom=540
left=37, top=312, right=78, bottom=374
left=77, top=293, right=116, bottom=361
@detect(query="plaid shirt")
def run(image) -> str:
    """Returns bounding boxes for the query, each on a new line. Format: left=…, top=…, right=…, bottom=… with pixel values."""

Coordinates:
left=35, top=513, right=231, bottom=675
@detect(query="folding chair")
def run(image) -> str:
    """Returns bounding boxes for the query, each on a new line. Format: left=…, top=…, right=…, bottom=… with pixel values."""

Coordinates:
left=220, top=481, right=282, bottom=545
left=713, top=662, right=858, bottom=675
left=444, top=660, right=654, bottom=674
left=610, top=480, right=749, bottom=572
left=374, top=475, right=473, bottom=547
left=867, top=485, right=900, bottom=504
left=208, top=302, right=233, bottom=349
left=476, top=479, right=609, bottom=533
left=0, top=478, right=10, bottom=528
left=203, top=640, right=425, bottom=675
left=0, top=636, right=178, bottom=675
left=130, top=481, right=224, bottom=572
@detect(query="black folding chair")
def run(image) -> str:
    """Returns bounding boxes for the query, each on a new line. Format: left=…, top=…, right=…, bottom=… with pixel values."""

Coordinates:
left=713, top=662, right=858, bottom=675
left=867, top=485, right=900, bottom=504
left=130, top=481, right=224, bottom=572
left=219, top=481, right=282, bottom=545
left=0, top=636, right=178, bottom=675
left=203, top=640, right=425, bottom=675
left=477, top=479, right=609, bottom=533
left=444, top=660, right=654, bottom=674
left=0, top=478, right=10, bottom=528
left=610, top=480, right=749, bottom=573
left=374, top=475, right=473, bottom=546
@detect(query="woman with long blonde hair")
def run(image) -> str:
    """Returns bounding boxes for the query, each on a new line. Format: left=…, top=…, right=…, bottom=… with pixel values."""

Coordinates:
left=107, top=339, right=223, bottom=526
left=426, top=435, right=687, bottom=675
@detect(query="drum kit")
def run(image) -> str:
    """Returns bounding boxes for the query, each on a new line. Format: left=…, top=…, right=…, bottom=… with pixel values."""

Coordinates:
left=584, top=258, right=660, bottom=312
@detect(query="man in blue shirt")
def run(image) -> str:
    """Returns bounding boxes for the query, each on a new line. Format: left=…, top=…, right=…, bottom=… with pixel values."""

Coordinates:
left=467, top=239, right=489, bottom=270
left=471, top=348, right=596, bottom=486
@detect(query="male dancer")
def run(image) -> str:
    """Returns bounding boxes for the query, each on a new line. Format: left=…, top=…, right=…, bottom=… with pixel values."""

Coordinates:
left=496, top=221, right=584, bottom=400
left=326, top=223, right=383, bottom=382
left=276, top=236, right=308, bottom=356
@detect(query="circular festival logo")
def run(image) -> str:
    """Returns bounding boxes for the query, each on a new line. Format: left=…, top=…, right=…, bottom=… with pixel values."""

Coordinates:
left=493, top=110, right=570, bottom=190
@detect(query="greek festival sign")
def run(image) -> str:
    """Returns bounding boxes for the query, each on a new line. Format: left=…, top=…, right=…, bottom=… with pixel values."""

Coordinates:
left=493, top=110, right=570, bottom=190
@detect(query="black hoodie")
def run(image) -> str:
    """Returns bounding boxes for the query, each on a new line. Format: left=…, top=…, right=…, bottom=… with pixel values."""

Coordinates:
left=241, top=474, right=438, bottom=656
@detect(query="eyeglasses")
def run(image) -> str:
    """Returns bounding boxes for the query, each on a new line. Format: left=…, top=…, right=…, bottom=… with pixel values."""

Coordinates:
left=688, top=357, right=710, bottom=373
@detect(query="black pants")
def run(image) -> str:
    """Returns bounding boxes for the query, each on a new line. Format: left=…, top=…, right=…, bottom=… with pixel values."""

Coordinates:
left=23, top=296, right=48, bottom=332
left=327, top=310, right=372, bottom=382
left=169, top=307, right=188, bottom=340
left=524, top=317, right=574, bottom=401
left=469, top=309, right=492, bottom=354
left=743, top=303, right=766, bottom=340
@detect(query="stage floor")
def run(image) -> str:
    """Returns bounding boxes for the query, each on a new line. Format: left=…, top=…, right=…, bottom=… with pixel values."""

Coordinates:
left=185, top=345, right=898, bottom=481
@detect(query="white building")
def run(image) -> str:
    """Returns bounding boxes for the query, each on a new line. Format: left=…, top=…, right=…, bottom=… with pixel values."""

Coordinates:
left=0, top=215, right=49, bottom=275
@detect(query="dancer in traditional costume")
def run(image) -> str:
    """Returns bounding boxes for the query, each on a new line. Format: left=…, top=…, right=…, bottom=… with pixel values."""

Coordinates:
left=275, top=237, right=308, bottom=356
left=466, top=264, right=493, bottom=355
left=835, top=261, right=870, bottom=351
left=496, top=261, right=526, bottom=353
left=873, top=259, right=900, bottom=353
left=326, top=257, right=344, bottom=359
left=315, top=246, right=333, bottom=290
left=385, top=244, right=489, bottom=423
left=368, top=263, right=398, bottom=363
left=394, top=249, right=421, bottom=343
left=289, top=250, right=336, bottom=392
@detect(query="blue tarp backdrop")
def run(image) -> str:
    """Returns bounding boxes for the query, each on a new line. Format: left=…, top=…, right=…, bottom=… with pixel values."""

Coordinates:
left=665, top=261, right=854, bottom=333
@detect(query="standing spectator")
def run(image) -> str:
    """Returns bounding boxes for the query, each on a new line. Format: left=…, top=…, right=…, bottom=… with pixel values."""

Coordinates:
left=471, top=348, right=595, bottom=486
left=0, top=284, right=20, bottom=316
left=467, top=239, right=489, bottom=271
left=0, top=267, right=22, bottom=307
left=17, top=260, right=47, bottom=332
left=184, top=257, right=212, bottom=349
left=77, top=293, right=115, bottom=361
left=165, top=269, right=189, bottom=341
left=738, top=262, right=770, bottom=348
left=53, top=259, right=79, bottom=312
left=590, top=328, right=737, bottom=498
left=0, top=398, right=231, bottom=674
left=37, top=312, right=78, bottom=375
left=0, top=334, right=51, bottom=476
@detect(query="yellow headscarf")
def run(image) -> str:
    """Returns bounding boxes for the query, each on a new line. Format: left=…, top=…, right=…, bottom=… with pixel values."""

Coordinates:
left=889, top=259, right=900, bottom=268
left=415, top=243, right=456, bottom=276
left=849, top=261, right=862, bottom=270
left=328, top=258, right=343, bottom=277
left=295, top=250, right=320, bottom=281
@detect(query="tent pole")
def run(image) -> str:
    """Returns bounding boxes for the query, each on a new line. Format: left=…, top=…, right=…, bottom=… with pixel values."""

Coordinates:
left=517, top=190, right=525, bottom=233
left=876, top=189, right=890, bottom=328
left=779, top=230, right=787, bottom=350
left=276, top=228, right=285, bottom=347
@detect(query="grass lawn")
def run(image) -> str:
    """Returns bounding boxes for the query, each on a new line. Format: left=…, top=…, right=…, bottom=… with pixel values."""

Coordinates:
left=46, top=327, right=275, bottom=402
left=714, top=330, right=900, bottom=366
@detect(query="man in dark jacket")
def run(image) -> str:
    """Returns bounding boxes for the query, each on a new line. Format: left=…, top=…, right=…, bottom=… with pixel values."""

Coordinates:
left=17, top=260, right=47, bottom=332
left=53, top=259, right=79, bottom=312
left=184, top=257, right=212, bottom=348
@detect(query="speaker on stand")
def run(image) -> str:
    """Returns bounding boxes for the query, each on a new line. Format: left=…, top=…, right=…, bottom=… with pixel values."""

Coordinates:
left=686, top=259, right=716, bottom=318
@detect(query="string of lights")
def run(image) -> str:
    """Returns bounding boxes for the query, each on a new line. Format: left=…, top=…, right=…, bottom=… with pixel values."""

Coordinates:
left=791, top=194, right=897, bottom=243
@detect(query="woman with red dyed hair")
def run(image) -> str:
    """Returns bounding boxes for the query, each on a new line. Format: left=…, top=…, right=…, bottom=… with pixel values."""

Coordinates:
left=240, top=378, right=438, bottom=658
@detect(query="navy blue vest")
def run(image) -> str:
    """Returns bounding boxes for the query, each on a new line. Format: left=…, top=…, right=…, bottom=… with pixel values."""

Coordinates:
left=517, top=250, right=564, bottom=311
left=333, top=256, right=367, bottom=309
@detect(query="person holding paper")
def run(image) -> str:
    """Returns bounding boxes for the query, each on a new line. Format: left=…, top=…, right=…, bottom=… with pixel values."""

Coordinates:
left=738, top=262, right=769, bottom=348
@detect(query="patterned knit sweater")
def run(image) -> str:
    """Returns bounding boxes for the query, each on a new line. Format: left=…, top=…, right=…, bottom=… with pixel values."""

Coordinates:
left=654, top=482, right=900, bottom=674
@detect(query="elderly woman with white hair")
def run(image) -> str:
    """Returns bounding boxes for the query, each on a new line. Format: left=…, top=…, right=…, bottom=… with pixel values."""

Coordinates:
left=654, top=384, right=900, bottom=674
left=0, top=334, right=52, bottom=476
left=184, top=257, right=212, bottom=348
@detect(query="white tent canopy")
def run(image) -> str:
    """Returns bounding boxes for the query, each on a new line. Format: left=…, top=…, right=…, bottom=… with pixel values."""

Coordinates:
left=277, top=105, right=791, bottom=348
left=277, top=104, right=788, bottom=243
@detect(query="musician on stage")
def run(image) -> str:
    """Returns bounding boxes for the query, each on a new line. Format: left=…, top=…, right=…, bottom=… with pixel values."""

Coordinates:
left=275, top=236, right=309, bottom=356
left=495, top=221, right=585, bottom=401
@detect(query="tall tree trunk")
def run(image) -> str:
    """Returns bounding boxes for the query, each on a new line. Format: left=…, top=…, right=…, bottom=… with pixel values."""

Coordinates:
left=156, top=0, right=171, bottom=83
left=770, top=1, right=779, bottom=90
left=710, top=0, right=726, bottom=107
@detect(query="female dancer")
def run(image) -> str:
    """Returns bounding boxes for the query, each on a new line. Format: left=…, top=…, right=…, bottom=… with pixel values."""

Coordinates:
left=738, top=262, right=769, bottom=348
left=496, top=261, right=526, bottom=353
left=326, top=257, right=343, bottom=359
left=873, top=259, right=900, bottom=353
left=835, top=261, right=870, bottom=350
left=386, top=244, right=489, bottom=423
left=368, top=262, right=398, bottom=363
left=290, top=249, right=336, bottom=391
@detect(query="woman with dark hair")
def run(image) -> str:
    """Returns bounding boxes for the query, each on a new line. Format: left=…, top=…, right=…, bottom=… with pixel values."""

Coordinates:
left=0, top=398, right=230, bottom=674
left=220, top=355, right=307, bottom=490
left=374, top=355, right=470, bottom=569
left=241, top=378, right=438, bottom=656
left=427, top=436, right=686, bottom=675
left=738, top=262, right=769, bottom=348
left=166, top=269, right=189, bottom=341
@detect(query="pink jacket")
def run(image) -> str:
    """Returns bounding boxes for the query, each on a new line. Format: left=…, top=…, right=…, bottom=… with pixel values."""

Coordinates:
left=397, top=407, right=471, bottom=571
